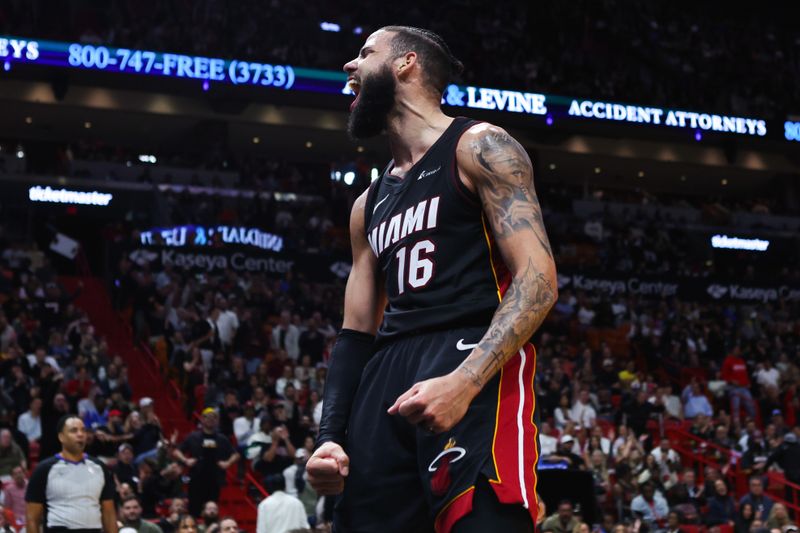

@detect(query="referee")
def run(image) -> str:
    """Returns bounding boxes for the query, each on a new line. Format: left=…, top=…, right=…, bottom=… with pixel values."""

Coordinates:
left=25, top=414, right=118, bottom=533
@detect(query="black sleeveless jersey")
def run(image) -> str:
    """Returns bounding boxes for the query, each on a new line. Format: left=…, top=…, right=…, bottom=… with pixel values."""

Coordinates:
left=364, top=117, right=512, bottom=342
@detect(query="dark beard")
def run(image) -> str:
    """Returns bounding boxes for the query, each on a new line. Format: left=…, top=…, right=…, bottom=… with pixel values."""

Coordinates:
left=347, top=65, right=396, bottom=140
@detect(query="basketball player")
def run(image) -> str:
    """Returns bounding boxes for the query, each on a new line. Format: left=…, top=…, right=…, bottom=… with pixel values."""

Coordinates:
left=307, top=26, right=557, bottom=533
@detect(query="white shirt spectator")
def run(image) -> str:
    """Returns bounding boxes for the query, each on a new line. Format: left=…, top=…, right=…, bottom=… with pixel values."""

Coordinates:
left=233, top=415, right=259, bottom=444
left=276, top=377, right=302, bottom=398
left=553, top=407, right=570, bottom=430
left=313, top=401, right=323, bottom=428
left=17, top=410, right=41, bottom=442
left=26, top=353, right=61, bottom=372
left=539, top=433, right=558, bottom=456
left=256, top=491, right=309, bottom=533
left=272, top=323, right=300, bottom=361
left=650, top=445, right=680, bottom=469
left=216, top=309, right=239, bottom=347
left=577, top=306, right=596, bottom=326
left=569, top=400, right=597, bottom=429
left=755, top=366, right=780, bottom=389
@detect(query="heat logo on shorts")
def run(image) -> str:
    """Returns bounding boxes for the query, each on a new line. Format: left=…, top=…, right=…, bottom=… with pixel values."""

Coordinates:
left=429, top=438, right=467, bottom=497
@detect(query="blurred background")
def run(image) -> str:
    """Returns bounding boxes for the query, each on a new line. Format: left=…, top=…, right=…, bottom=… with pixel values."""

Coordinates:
left=0, top=1, right=799, bottom=532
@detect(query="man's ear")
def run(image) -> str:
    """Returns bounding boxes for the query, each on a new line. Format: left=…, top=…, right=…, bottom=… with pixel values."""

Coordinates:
left=396, top=52, right=418, bottom=78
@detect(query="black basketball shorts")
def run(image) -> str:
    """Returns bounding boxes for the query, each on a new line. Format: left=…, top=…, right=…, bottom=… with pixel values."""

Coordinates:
left=333, top=326, right=539, bottom=533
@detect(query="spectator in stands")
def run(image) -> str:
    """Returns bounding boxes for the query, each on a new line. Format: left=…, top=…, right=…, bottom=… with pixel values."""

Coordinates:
left=672, top=468, right=705, bottom=509
left=95, top=409, right=132, bottom=456
left=214, top=297, right=239, bottom=352
left=631, top=481, right=669, bottom=530
left=682, top=381, right=713, bottom=419
left=735, top=503, right=755, bottom=533
left=65, top=366, right=94, bottom=402
left=0, top=430, right=25, bottom=478
left=128, top=408, right=163, bottom=465
left=690, top=413, right=715, bottom=440
left=114, top=443, right=137, bottom=487
left=755, top=360, right=781, bottom=391
left=282, top=448, right=309, bottom=498
left=197, top=501, right=219, bottom=533
left=554, top=394, right=571, bottom=430
left=739, top=476, right=774, bottom=519
left=158, top=498, right=187, bottom=533
left=544, top=435, right=585, bottom=470
left=2, top=465, right=26, bottom=526
left=721, top=346, right=756, bottom=423
left=766, top=503, right=795, bottom=531
left=706, top=479, right=736, bottom=527
left=81, top=390, right=109, bottom=431
left=218, top=517, right=238, bottom=533
left=175, top=514, right=198, bottom=533
left=16, top=397, right=41, bottom=444
left=766, top=432, right=800, bottom=506
left=651, top=386, right=683, bottom=421
left=254, top=422, right=295, bottom=478
left=119, top=495, right=163, bottom=533
left=650, top=439, right=680, bottom=472
left=588, top=449, right=610, bottom=500
left=665, top=511, right=681, bottom=533
left=539, top=421, right=558, bottom=457
left=570, top=389, right=597, bottom=429
left=233, top=402, right=259, bottom=445
left=256, top=473, right=309, bottom=533
left=272, top=311, right=300, bottom=362
left=623, top=390, right=657, bottom=436
left=174, top=408, right=239, bottom=517
left=541, top=500, right=579, bottom=533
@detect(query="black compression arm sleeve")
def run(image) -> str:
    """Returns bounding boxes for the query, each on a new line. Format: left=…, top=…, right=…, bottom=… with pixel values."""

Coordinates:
left=316, top=328, right=375, bottom=448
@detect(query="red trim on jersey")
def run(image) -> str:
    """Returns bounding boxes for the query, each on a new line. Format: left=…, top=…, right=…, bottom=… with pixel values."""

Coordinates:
left=483, top=220, right=512, bottom=297
left=434, top=486, right=475, bottom=533
left=488, top=344, right=539, bottom=526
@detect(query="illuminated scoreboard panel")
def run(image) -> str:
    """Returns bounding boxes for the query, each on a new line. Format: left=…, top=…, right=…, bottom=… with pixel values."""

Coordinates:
left=0, top=35, right=788, bottom=140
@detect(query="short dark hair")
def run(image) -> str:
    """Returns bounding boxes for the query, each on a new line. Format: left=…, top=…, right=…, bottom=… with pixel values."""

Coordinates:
left=121, top=495, right=141, bottom=505
left=263, top=473, right=286, bottom=493
left=56, top=414, right=81, bottom=434
left=381, top=26, right=463, bottom=95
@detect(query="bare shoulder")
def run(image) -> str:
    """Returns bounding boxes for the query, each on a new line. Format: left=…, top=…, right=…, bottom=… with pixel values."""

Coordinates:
left=455, top=123, right=532, bottom=187
left=349, top=188, right=370, bottom=233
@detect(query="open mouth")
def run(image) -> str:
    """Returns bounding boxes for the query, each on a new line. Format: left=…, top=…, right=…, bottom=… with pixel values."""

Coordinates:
left=348, top=78, right=361, bottom=111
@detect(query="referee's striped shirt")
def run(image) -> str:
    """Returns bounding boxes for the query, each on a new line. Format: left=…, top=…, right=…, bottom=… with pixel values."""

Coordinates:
left=25, top=453, right=115, bottom=532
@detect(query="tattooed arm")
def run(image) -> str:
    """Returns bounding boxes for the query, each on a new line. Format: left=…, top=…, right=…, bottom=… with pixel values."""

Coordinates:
left=388, top=123, right=557, bottom=432
left=453, top=123, right=557, bottom=391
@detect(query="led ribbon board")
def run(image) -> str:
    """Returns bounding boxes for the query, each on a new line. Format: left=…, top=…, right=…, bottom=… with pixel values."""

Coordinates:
left=0, top=35, right=775, bottom=139
left=140, top=224, right=284, bottom=253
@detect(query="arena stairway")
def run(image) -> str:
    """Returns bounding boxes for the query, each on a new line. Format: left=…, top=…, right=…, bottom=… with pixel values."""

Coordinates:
left=60, top=276, right=260, bottom=531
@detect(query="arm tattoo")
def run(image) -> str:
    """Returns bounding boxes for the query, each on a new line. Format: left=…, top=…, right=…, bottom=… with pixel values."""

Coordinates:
left=458, top=259, right=555, bottom=387
left=456, top=128, right=556, bottom=388
left=470, top=129, right=552, bottom=258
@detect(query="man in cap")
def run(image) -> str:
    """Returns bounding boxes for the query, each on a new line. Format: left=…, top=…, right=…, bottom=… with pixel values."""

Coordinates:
left=766, top=431, right=800, bottom=504
left=544, top=435, right=585, bottom=470
left=173, top=408, right=239, bottom=517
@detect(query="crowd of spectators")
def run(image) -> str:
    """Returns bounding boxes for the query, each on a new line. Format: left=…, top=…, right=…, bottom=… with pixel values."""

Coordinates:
left=3, top=143, right=800, bottom=532
left=109, top=177, right=800, bottom=531
left=2, top=1, right=798, bottom=117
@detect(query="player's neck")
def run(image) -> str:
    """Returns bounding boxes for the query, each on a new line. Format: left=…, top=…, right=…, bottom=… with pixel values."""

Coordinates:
left=386, top=96, right=452, bottom=173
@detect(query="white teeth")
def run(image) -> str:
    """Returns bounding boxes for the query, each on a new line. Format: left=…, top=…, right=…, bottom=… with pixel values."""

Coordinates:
left=347, top=80, right=361, bottom=93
